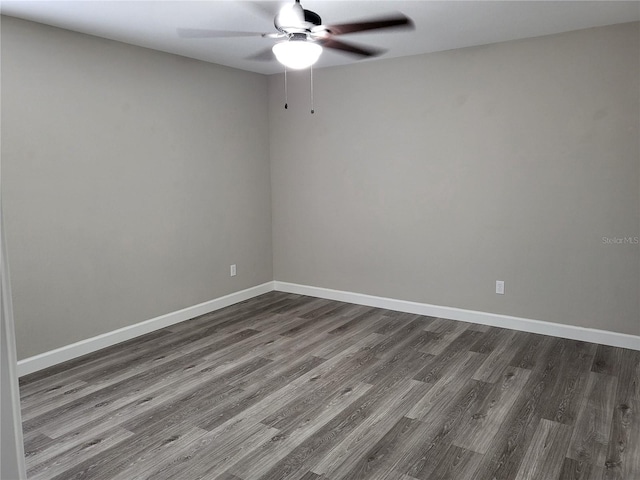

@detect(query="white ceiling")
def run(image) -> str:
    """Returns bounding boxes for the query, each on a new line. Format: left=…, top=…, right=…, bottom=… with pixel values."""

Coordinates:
left=2, top=1, right=639, bottom=75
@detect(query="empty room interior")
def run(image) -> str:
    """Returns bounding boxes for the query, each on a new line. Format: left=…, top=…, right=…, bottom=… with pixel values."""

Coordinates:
left=1, top=1, right=639, bottom=479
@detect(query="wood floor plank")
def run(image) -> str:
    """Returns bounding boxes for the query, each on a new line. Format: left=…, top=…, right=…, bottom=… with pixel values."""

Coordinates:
left=326, top=307, right=385, bottom=335
left=197, top=356, right=328, bottom=432
left=135, top=421, right=278, bottom=480
left=27, top=427, right=135, bottom=479
left=567, top=371, right=617, bottom=466
left=23, top=432, right=55, bottom=463
left=338, top=416, right=420, bottom=480
left=560, top=458, right=605, bottom=480
left=470, top=337, right=577, bottom=480
left=513, top=418, right=572, bottom=480
left=509, top=333, right=554, bottom=370
left=26, top=413, right=140, bottom=470
left=24, top=328, right=261, bottom=435
left=472, top=330, right=523, bottom=383
left=259, top=352, right=384, bottom=433
left=309, top=379, right=429, bottom=479
left=403, top=380, right=493, bottom=480
left=29, top=363, right=245, bottom=462
left=427, top=445, right=484, bottom=480
left=32, top=313, right=312, bottom=437
left=121, top=357, right=270, bottom=434
left=18, top=330, right=174, bottom=392
left=468, top=323, right=491, bottom=333
left=299, top=300, right=353, bottom=320
left=247, top=365, right=432, bottom=480
left=292, top=370, right=489, bottom=480
left=412, top=330, right=483, bottom=384
left=361, top=349, right=434, bottom=387
left=367, top=317, right=433, bottom=360
left=48, top=423, right=205, bottom=480
left=619, top=353, right=640, bottom=480
left=374, top=314, right=418, bottom=335
left=64, top=318, right=263, bottom=390
left=406, top=351, right=484, bottom=421
left=249, top=316, right=354, bottom=363
left=421, top=318, right=471, bottom=355
left=280, top=304, right=370, bottom=338
left=18, top=292, right=640, bottom=480
left=309, top=312, right=390, bottom=360
left=108, top=427, right=210, bottom=480
left=269, top=296, right=330, bottom=317
left=230, top=381, right=374, bottom=480
left=165, top=292, right=295, bottom=333
left=538, top=340, right=597, bottom=426
left=453, top=366, right=531, bottom=454
left=591, top=345, right=623, bottom=376
left=229, top=351, right=327, bottom=391
left=468, top=326, right=509, bottom=355
left=21, top=380, right=89, bottom=415
left=259, top=307, right=387, bottom=363
left=199, top=332, right=385, bottom=434
left=603, top=349, right=640, bottom=480
left=343, top=373, right=489, bottom=480
left=297, top=473, right=321, bottom=480
left=37, top=349, right=254, bottom=438
left=214, top=473, right=244, bottom=480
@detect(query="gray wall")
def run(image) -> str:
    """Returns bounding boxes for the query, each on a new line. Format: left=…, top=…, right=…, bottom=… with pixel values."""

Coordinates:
left=3, top=18, right=639, bottom=362
left=270, top=22, right=640, bottom=336
left=2, top=17, right=273, bottom=359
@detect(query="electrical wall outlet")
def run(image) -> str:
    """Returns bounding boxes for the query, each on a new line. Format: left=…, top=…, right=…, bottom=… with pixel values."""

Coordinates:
left=230, top=264, right=237, bottom=277
left=496, top=280, right=505, bottom=295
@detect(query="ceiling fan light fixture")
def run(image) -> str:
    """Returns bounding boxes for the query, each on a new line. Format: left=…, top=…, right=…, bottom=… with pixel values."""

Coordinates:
left=272, top=40, right=322, bottom=70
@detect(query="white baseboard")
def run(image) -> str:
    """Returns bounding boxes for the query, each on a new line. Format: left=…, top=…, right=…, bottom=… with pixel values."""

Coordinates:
left=17, top=282, right=275, bottom=377
left=274, top=281, right=640, bottom=351
left=18, top=279, right=639, bottom=376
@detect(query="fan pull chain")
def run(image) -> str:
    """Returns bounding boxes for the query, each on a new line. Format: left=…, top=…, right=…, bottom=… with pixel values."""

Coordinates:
left=310, top=64, right=315, bottom=114
left=284, top=67, right=288, bottom=109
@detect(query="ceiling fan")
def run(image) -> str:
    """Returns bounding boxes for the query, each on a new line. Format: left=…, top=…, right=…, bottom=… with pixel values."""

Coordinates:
left=177, top=0, right=414, bottom=70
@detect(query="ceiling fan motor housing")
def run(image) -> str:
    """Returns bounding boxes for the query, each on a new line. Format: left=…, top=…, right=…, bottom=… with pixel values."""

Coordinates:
left=274, top=4, right=322, bottom=34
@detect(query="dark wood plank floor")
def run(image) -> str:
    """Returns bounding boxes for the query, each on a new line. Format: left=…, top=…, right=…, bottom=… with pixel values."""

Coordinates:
left=19, top=292, right=640, bottom=480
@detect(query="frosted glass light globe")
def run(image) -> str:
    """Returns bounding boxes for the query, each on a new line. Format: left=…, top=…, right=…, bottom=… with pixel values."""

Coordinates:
left=273, top=41, right=322, bottom=70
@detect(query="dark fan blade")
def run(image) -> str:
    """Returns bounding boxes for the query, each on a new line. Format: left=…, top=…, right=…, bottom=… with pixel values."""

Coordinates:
left=322, top=14, right=413, bottom=36
left=177, top=28, right=269, bottom=38
left=246, top=47, right=276, bottom=62
left=320, top=38, right=385, bottom=58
